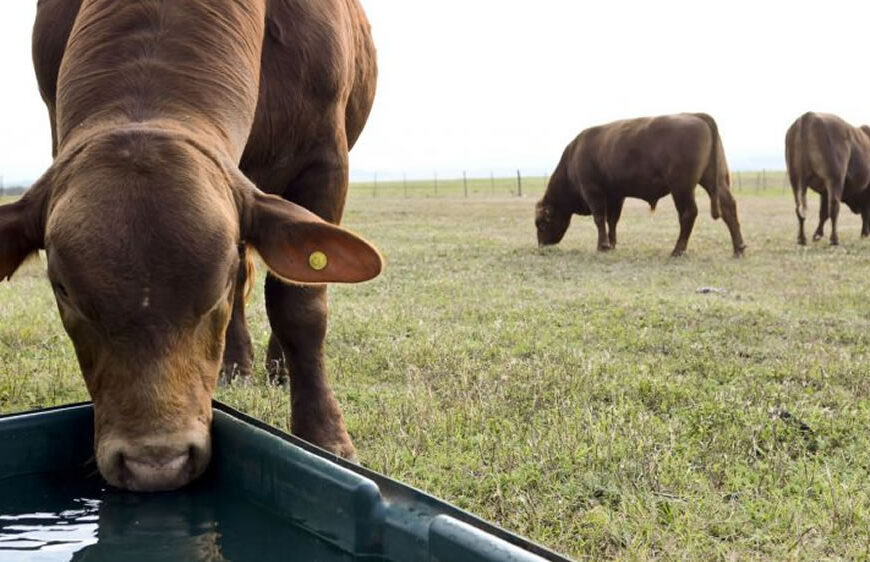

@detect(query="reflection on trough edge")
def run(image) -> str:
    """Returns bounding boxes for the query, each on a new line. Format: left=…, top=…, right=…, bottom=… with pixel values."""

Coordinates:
left=0, top=402, right=572, bottom=562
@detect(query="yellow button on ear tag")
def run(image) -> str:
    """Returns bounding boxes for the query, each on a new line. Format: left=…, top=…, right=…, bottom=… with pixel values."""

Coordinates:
left=309, top=251, right=328, bottom=271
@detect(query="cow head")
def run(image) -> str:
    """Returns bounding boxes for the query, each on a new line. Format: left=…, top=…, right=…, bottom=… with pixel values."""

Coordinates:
left=0, top=130, right=382, bottom=492
left=534, top=199, right=571, bottom=246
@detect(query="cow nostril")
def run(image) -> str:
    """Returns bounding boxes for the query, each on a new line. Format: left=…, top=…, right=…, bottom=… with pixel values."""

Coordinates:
left=114, top=451, right=130, bottom=485
left=125, top=451, right=190, bottom=473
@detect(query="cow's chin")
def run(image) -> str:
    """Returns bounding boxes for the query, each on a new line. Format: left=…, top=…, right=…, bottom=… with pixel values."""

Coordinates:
left=95, top=424, right=212, bottom=492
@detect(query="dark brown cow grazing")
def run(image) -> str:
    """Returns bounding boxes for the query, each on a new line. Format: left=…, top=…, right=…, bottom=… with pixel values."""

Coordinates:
left=785, top=112, right=870, bottom=245
left=0, top=0, right=381, bottom=492
left=536, top=113, right=746, bottom=257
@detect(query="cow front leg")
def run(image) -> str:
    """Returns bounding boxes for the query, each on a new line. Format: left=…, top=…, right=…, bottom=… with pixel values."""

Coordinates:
left=266, top=280, right=355, bottom=459
left=221, top=244, right=254, bottom=384
left=262, top=147, right=355, bottom=458
left=671, top=189, right=698, bottom=257
left=606, top=197, right=624, bottom=249
left=593, top=214, right=611, bottom=251
left=862, top=206, right=870, bottom=238
left=586, top=190, right=611, bottom=252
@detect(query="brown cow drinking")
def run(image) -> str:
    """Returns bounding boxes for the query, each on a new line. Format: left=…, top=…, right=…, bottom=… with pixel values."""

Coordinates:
left=536, top=113, right=746, bottom=257
left=0, top=0, right=382, bottom=492
left=785, top=112, right=870, bottom=245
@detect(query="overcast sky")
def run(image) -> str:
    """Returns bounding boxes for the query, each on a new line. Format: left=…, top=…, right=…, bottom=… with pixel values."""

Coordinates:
left=2, top=1, right=870, bottom=184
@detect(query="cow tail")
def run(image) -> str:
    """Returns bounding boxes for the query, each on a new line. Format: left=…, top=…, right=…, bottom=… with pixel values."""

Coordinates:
left=694, top=113, right=723, bottom=220
left=792, top=113, right=811, bottom=221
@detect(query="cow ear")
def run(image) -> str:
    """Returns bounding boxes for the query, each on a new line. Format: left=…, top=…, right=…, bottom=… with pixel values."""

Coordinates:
left=236, top=175, right=382, bottom=284
left=0, top=171, right=51, bottom=281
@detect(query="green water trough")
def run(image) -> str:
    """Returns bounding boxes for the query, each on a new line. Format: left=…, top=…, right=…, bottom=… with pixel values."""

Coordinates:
left=0, top=402, right=572, bottom=561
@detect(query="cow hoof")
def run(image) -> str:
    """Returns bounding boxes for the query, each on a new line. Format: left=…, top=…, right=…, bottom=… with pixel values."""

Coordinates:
left=597, top=244, right=613, bottom=252
left=671, top=250, right=686, bottom=258
left=219, top=362, right=252, bottom=387
left=830, top=240, right=840, bottom=247
left=265, top=358, right=289, bottom=388
left=218, top=373, right=252, bottom=388
left=333, top=442, right=357, bottom=461
left=270, top=375, right=290, bottom=389
left=812, top=234, right=823, bottom=242
left=733, top=247, right=746, bottom=258
left=344, top=454, right=361, bottom=466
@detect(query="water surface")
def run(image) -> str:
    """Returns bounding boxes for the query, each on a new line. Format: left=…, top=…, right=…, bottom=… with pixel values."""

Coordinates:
left=0, top=472, right=361, bottom=561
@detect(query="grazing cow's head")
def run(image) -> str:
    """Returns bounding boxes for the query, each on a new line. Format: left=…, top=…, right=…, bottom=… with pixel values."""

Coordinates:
left=535, top=199, right=571, bottom=246
left=0, top=130, right=382, bottom=492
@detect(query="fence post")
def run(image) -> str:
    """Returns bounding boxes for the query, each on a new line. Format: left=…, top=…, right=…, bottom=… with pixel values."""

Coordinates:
left=434, top=172, right=438, bottom=197
left=403, top=173, right=407, bottom=198
left=463, top=171, right=468, bottom=198
left=762, top=169, right=767, bottom=191
left=517, top=170, right=522, bottom=197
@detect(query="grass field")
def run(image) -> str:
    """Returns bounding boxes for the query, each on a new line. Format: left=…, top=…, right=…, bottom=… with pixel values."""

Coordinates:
left=2, top=181, right=870, bottom=560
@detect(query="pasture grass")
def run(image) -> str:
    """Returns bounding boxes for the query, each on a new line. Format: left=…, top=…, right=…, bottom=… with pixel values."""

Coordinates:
left=2, top=183, right=870, bottom=560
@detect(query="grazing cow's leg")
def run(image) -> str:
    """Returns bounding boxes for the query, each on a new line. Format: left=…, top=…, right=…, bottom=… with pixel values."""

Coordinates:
left=828, top=182, right=843, bottom=246
left=862, top=206, right=870, bottom=238
left=221, top=245, right=254, bottom=384
left=606, top=197, right=624, bottom=249
left=717, top=189, right=746, bottom=257
left=793, top=184, right=809, bottom=246
left=671, top=188, right=698, bottom=257
left=586, top=188, right=611, bottom=251
left=264, top=148, right=356, bottom=459
left=593, top=213, right=610, bottom=251
left=813, top=194, right=828, bottom=242
left=795, top=208, right=807, bottom=246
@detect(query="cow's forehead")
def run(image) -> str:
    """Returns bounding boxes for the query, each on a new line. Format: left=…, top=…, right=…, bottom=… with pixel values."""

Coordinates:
left=45, top=190, right=238, bottom=333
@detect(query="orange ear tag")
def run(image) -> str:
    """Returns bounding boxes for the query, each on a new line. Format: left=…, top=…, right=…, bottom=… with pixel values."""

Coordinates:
left=309, top=251, right=328, bottom=271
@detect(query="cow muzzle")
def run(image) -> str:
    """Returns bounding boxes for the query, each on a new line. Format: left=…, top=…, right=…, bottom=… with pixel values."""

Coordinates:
left=97, top=430, right=211, bottom=492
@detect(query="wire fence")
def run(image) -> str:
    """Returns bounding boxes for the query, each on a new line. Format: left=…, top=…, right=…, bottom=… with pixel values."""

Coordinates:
left=0, top=170, right=792, bottom=201
left=731, top=170, right=791, bottom=195
left=348, top=170, right=793, bottom=199
left=349, top=170, right=547, bottom=199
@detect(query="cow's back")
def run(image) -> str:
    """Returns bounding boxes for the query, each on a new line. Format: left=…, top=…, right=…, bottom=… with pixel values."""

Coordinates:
left=573, top=114, right=711, bottom=200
